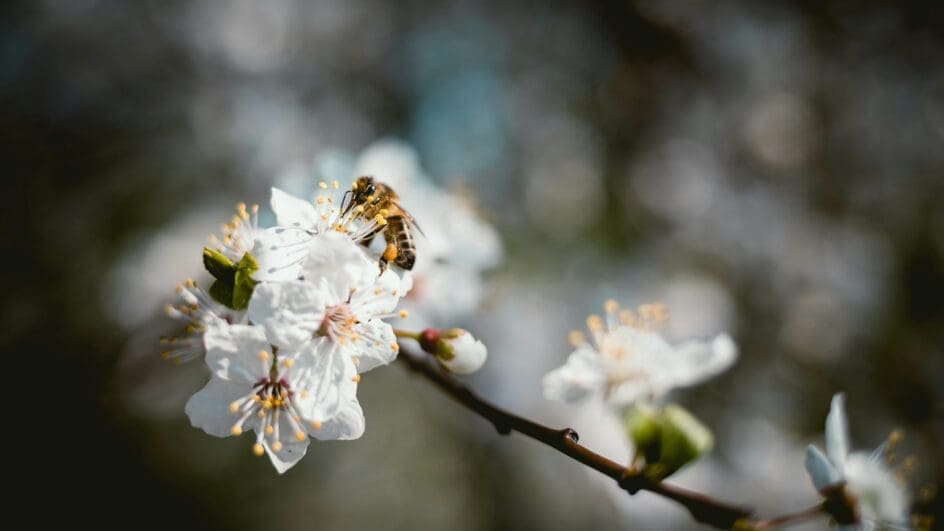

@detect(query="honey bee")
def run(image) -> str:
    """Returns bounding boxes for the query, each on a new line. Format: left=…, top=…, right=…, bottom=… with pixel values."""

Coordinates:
left=341, top=176, right=421, bottom=271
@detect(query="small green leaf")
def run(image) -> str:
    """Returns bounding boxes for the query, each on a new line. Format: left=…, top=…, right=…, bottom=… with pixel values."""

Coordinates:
left=231, top=252, right=259, bottom=310
left=624, top=403, right=714, bottom=482
left=208, top=279, right=235, bottom=308
left=203, top=247, right=236, bottom=283
left=625, top=404, right=662, bottom=463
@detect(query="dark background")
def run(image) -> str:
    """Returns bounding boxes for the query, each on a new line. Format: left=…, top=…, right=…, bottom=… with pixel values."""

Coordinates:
left=4, top=1, right=943, bottom=529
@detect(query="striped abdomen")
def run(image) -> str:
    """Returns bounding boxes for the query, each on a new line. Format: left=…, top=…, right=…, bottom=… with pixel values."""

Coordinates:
left=384, top=215, right=416, bottom=270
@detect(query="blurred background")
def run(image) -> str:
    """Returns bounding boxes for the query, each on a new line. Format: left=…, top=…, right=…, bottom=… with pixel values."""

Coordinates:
left=5, top=0, right=943, bottom=529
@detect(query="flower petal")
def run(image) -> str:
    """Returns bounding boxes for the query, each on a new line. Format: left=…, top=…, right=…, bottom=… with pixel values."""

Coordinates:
left=542, top=347, right=606, bottom=403
left=804, top=444, right=841, bottom=490
left=248, top=281, right=326, bottom=352
left=252, top=226, right=311, bottom=282
left=311, top=396, right=365, bottom=441
left=302, top=232, right=377, bottom=292
left=671, top=333, right=738, bottom=388
left=290, top=339, right=355, bottom=423
left=349, top=318, right=398, bottom=373
left=204, top=322, right=270, bottom=383
left=185, top=378, right=251, bottom=437
left=263, top=412, right=311, bottom=474
left=350, top=268, right=407, bottom=320
left=826, top=393, right=850, bottom=468
left=271, top=187, right=319, bottom=229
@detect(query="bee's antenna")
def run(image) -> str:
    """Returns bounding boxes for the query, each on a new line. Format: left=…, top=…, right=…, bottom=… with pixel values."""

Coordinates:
left=340, top=190, right=353, bottom=216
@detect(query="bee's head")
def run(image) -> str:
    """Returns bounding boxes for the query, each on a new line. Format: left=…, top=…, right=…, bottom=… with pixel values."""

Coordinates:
left=343, top=176, right=377, bottom=215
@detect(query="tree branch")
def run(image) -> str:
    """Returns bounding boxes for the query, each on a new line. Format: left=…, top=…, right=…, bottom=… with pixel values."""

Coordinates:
left=396, top=344, right=754, bottom=529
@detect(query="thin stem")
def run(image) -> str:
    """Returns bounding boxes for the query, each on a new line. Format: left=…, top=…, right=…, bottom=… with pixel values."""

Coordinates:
left=396, top=343, right=753, bottom=529
left=393, top=328, right=420, bottom=340
left=753, top=503, right=826, bottom=529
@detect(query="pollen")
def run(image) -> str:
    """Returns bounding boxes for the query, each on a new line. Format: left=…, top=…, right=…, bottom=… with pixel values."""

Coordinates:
left=271, top=441, right=283, bottom=452
left=316, top=196, right=326, bottom=204
left=294, top=430, right=306, bottom=442
left=252, top=443, right=265, bottom=456
left=604, top=299, right=620, bottom=314
left=231, top=425, right=243, bottom=436
left=282, top=358, right=294, bottom=368
left=568, top=330, right=586, bottom=347
left=399, top=310, right=409, bottom=319
left=383, top=243, right=398, bottom=261
left=618, top=310, right=637, bottom=326
left=257, top=350, right=269, bottom=361
left=352, top=374, right=361, bottom=383
left=586, top=314, right=604, bottom=332
left=390, top=342, right=399, bottom=352
left=310, top=420, right=322, bottom=430
left=319, top=181, right=328, bottom=189
left=264, top=424, right=274, bottom=435
left=332, top=180, right=339, bottom=189
left=229, top=401, right=240, bottom=413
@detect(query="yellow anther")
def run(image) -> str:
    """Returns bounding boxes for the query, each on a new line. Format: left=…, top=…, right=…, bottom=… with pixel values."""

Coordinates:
left=230, top=425, right=242, bottom=436
left=332, top=180, right=339, bottom=189
left=374, top=214, right=387, bottom=225
left=282, top=358, right=294, bottom=368
left=316, top=196, right=326, bottom=204
left=639, top=303, right=668, bottom=322
left=310, top=420, right=322, bottom=430
left=294, top=430, right=306, bottom=442
left=399, top=310, right=409, bottom=319
left=354, top=205, right=364, bottom=213
left=619, top=310, right=637, bottom=326
left=374, top=288, right=382, bottom=295
left=264, top=425, right=274, bottom=435
left=252, top=443, right=265, bottom=456
left=160, top=351, right=171, bottom=360
left=568, top=330, right=586, bottom=347
left=262, top=398, right=273, bottom=410
left=390, top=342, right=399, bottom=352
left=379, top=208, right=389, bottom=217
left=604, top=299, right=620, bottom=314
left=586, top=315, right=604, bottom=332
left=257, top=410, right=266, bottom=419
left=229, top=401, right=240, bottom=414
left=352, top=374, right=361, bottom=383
left=271, top=441, right=283, bottom=452
left=164, top=303, right=175, bottom=315
left=319, top=181, right=328, bottom=189
left=258, top=350, right=269, bottom=361
left=887, top=429, right=904, bottom=447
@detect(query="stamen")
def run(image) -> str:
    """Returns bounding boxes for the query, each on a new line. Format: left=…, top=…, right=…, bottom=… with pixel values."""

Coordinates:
left=252, top=443, right=265, bottom=456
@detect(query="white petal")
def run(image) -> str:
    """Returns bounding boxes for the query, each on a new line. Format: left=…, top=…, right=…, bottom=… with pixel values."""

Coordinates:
left=263, top=413, right=311, bottom=474
left=271, top=187, right=320, bottom=229
left=542, top=347, right=606, bottom=403
left=826, top=393, right=850, bottom=468
left=185, top=378, right=251, bottom=437
left=441, top=332, right=487, bottom=375
left=204, top=323, right=270, bottom=383
left=252, top=226, right=311, bottom=282
left=671, top=333, right=738, bottom=388
left=291, top=340, right=355, bottom=423
left=248, top=281, right=326, bottom=352
left=844, top=452, right=910, bottom=525
left=311, top=396, right=365, bottom=441
left=350, top=268, right=406, bottom=320
left=804, top=444, right=841, bottom=490
left=349, top=319, right=398, bottom=373
left=302, top=232, right=377, bottom=291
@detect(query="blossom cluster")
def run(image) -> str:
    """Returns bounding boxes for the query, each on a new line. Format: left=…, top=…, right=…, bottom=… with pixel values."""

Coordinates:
left=166, top=183, right=415, bottom=472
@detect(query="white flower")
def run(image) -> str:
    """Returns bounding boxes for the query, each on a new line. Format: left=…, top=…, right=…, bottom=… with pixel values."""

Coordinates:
left=161, top=279, right=246, bottom=363
left=437, top=329, right=488, bottom=375
left=543, top=301, right=737, bottom=407
left=248, top=231, right=409, bottom=374
left=251, top=183, right=392, bottom=282
left=185, top=320, right=363, bottom=474
left=304, top=139, right=503, bottom=324
left=208, top=202, right=260, bottom=263
left=804, top=394, right=911, bottom=530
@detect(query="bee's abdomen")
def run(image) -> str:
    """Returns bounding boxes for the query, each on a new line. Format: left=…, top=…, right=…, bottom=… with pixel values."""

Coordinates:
left=385, top=216, right=416, bottom=270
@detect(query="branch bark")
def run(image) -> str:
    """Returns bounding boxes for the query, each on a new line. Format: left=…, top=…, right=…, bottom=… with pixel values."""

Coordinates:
left=396, top=344, right=755, bottom=529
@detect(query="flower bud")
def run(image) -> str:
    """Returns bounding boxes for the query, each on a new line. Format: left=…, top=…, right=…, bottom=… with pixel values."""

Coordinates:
left=624, top=403, right=713, bottom=481
left=420, top=328, right=488, bottom=374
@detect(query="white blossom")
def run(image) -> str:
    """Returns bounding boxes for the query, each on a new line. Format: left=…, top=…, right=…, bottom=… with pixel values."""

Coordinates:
left=161, top=279, right=246, bottom=363
left=248, top=230, right=410, bottom=374
left=543, top=300, right=736, bottom=407
left=185, top=320, right=363, bottom=474
left=804, top=394, right=911, bottom=530
left=438, top=329, right=488, bottom=375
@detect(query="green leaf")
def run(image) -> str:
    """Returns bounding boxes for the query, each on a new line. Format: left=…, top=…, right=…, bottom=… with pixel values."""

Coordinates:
left=231, top=252, right=259, bottom=310
left=624, top=403, right=714, bottom=482
left=208, top=279, right=235, bottom=308
left=203, top=247, right=236, bottom=284
left=625, top=404, right=662, bottom=463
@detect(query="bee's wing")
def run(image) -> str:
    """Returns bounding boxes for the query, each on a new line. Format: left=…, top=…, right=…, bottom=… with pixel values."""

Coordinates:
left=396, top=202, right=426, bottom=237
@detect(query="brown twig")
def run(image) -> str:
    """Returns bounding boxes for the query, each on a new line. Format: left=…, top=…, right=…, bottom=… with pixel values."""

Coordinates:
left=396, top=344, right=755, bottom=529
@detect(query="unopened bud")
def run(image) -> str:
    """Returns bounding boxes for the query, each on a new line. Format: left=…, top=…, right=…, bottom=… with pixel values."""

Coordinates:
left=420, top=328, right=488, bottom=375
left=624, top=403, right=713, bottom=481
